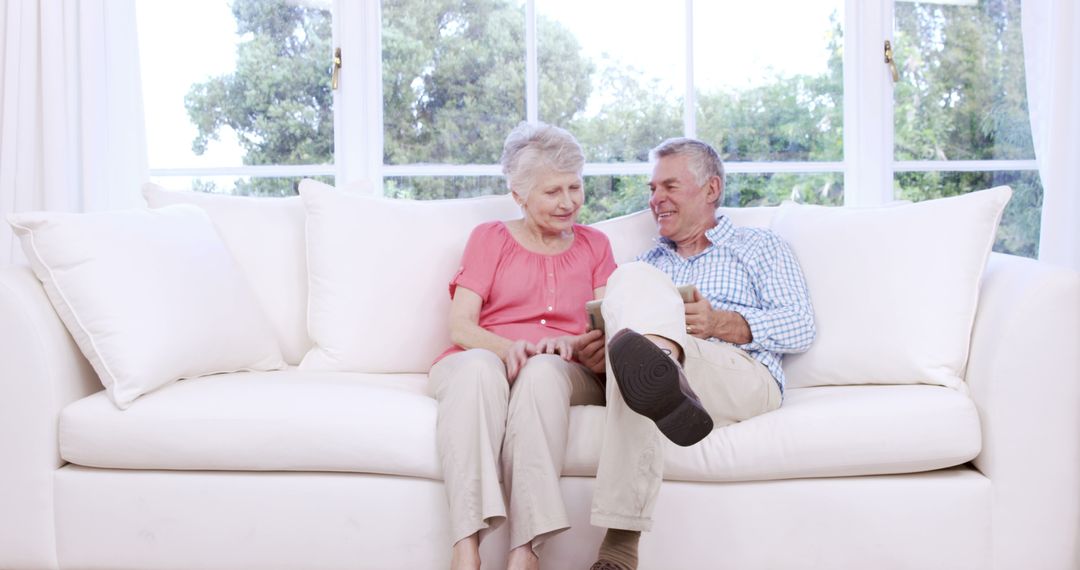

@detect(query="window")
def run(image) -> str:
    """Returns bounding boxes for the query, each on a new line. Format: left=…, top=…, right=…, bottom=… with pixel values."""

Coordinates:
left=138, top=0, right=1040, bottom=256
left=138, top=0, right=334, bottom=195
left=892, top=0, right=1039, bottom=256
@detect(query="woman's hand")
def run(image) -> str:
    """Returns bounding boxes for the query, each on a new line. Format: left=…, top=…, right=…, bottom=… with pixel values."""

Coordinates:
left=573, top=329, right=606, bottom=374
left=504, top=339, right=536, bottom=382
left=534, top=336, right=575, bottom=361
left=507, top=330, right=607, bottom=380
left=536, top=331, right=607, bottom=374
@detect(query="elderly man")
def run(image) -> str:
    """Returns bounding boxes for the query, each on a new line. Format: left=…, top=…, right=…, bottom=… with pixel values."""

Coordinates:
left=589, top=138, right=816, bottom=570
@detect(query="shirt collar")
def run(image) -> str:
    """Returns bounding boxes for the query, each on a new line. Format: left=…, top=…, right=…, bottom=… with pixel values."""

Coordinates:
left=657, top=213, right=735, bottom=251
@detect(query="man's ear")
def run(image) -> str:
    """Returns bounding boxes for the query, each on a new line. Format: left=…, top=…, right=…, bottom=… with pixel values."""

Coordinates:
left=706, top=175, right=723, bottom=207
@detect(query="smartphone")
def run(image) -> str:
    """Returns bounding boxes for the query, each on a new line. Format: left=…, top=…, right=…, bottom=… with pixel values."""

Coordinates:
left=585, top=299, right=605, bottom=332
left=677, top=284, right=696, bottom=303
left=585, top=284, right=697, bottom=333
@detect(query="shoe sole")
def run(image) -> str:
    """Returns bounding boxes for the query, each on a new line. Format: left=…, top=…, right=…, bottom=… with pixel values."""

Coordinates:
left=608, top=329, right=713, bottom=446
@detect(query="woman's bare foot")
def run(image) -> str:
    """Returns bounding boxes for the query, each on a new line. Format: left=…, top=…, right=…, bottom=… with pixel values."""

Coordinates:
left=451, top=533, right=481, bottom=570
left=506, top=543, right=539, bottom=570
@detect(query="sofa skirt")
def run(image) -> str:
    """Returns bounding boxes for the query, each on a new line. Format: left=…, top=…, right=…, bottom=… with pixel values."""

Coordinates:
left=53, top=464, right=990, bottom=570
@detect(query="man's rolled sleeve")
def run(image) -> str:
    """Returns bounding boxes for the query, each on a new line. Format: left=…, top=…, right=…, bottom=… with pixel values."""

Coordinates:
left=736, top=305, right=816, bottom=354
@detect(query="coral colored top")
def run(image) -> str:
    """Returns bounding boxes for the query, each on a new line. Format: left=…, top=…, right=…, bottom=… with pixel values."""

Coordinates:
left=434, top=221, right=617, bottom=364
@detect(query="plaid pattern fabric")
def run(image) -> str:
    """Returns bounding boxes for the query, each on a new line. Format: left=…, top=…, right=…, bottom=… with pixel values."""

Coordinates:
left=638, top=215, right=816, bottom=391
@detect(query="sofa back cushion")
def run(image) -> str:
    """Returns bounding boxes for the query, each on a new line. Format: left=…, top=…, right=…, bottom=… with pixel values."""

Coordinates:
left=592, top=206, right=778, bottom=264
left=298, top=180, right=522, bottom=373
left=771, top=186, right=1012, bottom=389
left=142, top=183, right=314, bottom=364
left=7, top=205, right=286, bottom=409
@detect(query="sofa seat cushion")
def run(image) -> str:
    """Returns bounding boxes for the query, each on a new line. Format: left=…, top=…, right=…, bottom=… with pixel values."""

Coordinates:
left=60, top=370, right=441, bottom=479
left=567, top=384, right=982, bottom=481
left=60, top=371, right=980, bottom=481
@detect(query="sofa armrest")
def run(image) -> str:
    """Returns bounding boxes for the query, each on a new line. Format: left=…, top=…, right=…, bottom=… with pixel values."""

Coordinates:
left=0, top=265, right=100, bottom=570
left=967, top=253, right=1080, bottom=569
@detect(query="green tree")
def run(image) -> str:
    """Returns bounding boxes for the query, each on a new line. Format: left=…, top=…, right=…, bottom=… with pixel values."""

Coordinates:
left=185, top=0, right=1038, bottom=256
left=381, top=0, right=593, bottom=198
left=187, top=0, right=592, bottom=198
left=893, top=0, right=1039, bottom=256
left=185, top=0, right=333, bottom=196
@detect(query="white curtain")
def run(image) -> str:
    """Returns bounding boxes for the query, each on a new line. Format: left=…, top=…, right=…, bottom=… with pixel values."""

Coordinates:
left=0, top=0, right=148, bottom=265
left=1022, top=0, right=1080, bottom=272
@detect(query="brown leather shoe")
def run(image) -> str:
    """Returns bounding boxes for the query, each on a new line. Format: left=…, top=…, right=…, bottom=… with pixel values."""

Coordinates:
left=590, top=559, right=629, bottom=570
left=608, top=328, right=713, bottom=446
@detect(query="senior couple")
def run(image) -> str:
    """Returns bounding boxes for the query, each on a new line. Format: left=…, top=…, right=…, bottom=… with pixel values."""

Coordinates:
left=429, top=122, right=816, bottom=570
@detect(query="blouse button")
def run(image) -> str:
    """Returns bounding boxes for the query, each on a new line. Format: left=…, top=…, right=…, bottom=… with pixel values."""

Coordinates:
left=547, top=306, right=553, bottom=311
left=540, top=319, right=547, bottom=325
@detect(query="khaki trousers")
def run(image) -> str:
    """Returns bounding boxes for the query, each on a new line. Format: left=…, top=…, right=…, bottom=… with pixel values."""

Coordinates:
left=590, top=262, right=782, bottom=531
left=429, top=349, right=604, bottom=550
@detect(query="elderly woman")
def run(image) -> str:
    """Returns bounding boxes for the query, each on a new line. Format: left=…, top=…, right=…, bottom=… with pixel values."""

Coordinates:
left=429, top=122, right=616, bottom=570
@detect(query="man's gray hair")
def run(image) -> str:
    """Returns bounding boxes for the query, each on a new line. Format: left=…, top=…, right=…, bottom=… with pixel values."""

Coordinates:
left=650, top=137, right=725, bottom=208
left=500, top=122, right=585, bottom=197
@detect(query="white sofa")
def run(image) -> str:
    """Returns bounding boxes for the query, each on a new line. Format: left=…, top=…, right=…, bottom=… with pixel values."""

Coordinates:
left=1, top=182, right=1078, bottom=570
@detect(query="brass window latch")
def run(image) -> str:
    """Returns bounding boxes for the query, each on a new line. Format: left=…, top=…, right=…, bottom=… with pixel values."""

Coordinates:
left=884, top=40, right=899, bottom=83
left=332, top=47, right=342, bottom=90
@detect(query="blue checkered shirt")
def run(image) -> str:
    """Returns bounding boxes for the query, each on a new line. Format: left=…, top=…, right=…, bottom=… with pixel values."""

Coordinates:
left=638, top=214, right=816, bottom=392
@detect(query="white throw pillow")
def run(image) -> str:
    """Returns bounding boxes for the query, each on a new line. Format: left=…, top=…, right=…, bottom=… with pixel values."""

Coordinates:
left=142, top=183, right=313, bottom=363
left=298, top=180, right=522, bottom=373
left=770, top=186, right=1012, bottom=390
left=7, top=205, right=286, bottom=409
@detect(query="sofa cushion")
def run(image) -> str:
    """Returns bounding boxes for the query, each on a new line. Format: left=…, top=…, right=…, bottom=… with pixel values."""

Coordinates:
left=7, top=205, right=286, bottom=409
left=142, top=183, right=314, bottom=364
left=298, top=180, right=522, bottom=373
left=60, top=370, right=440, bottom=478
left=570, top=384, right=982, bottom=481
left=771, top=186, right=1012, bottom=390
left=60, top=372, right=980, bottom=481
left=591, top=206, right=778, bottom=264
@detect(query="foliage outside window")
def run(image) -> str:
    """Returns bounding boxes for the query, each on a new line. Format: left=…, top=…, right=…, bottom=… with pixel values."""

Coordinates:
left=893, top=0, right=1039, bottom=257
left=164, top=0, right=1039, bottom=257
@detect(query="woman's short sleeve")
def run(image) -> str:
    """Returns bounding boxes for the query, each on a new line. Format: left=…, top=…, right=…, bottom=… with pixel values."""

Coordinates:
left=449, top=222, right=503, bottom=302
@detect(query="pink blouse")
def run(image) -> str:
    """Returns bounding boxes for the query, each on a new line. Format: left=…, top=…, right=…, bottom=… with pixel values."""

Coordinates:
left=435, top=221, right=617, bottom=364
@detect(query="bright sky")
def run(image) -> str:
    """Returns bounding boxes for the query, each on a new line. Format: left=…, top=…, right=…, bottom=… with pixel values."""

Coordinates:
left=137, top=0, right=841, bottom=170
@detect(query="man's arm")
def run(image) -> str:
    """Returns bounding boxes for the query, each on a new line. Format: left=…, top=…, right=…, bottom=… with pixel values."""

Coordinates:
left=684, top=234, right=815, bottom=353
left=685, top=289, right=752, bottom=344
left=735, top=234, right=816, bottom=354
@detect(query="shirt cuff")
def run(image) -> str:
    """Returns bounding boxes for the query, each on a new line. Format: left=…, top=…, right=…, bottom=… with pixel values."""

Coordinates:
left=734, top=308, right=769, bottom=352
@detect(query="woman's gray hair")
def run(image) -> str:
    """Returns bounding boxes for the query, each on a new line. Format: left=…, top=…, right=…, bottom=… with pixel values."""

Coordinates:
left=650, top=138, right=725, bottom=208
left=500, top=122, right=585, bottom=197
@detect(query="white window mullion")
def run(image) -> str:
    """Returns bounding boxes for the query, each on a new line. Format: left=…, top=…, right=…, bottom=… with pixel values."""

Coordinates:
left=684, top=0, right=695, bottom=138
left=843, top=0, right=894, bottom=206
left=333, top=0, right=383, bottom=194
left=525, top=0, right=538, bottom=124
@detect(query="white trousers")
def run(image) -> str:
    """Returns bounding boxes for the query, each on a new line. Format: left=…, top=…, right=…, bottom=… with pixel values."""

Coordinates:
left=590, top=262, right=781, bottom=531
left=429, top=349, right=604, bottom=550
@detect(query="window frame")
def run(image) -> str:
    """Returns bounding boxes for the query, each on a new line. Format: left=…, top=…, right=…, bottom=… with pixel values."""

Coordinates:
left=146, top=0, right=1037, bottom=208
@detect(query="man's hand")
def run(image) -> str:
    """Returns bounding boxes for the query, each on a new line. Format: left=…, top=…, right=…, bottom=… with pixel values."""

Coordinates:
left=684, top=287, right=752, bottom=344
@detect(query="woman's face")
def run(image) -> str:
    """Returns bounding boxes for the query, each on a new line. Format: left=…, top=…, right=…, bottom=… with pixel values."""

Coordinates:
left=518, top=168, right=584, bottom=234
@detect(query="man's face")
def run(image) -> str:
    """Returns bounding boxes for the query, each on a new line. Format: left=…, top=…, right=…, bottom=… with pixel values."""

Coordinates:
left=648, top=154, right=719, bottom=242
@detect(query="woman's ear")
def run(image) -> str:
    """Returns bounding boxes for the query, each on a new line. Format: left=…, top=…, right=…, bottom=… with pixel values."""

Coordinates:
left=512, top=190, right=525, bottom=207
